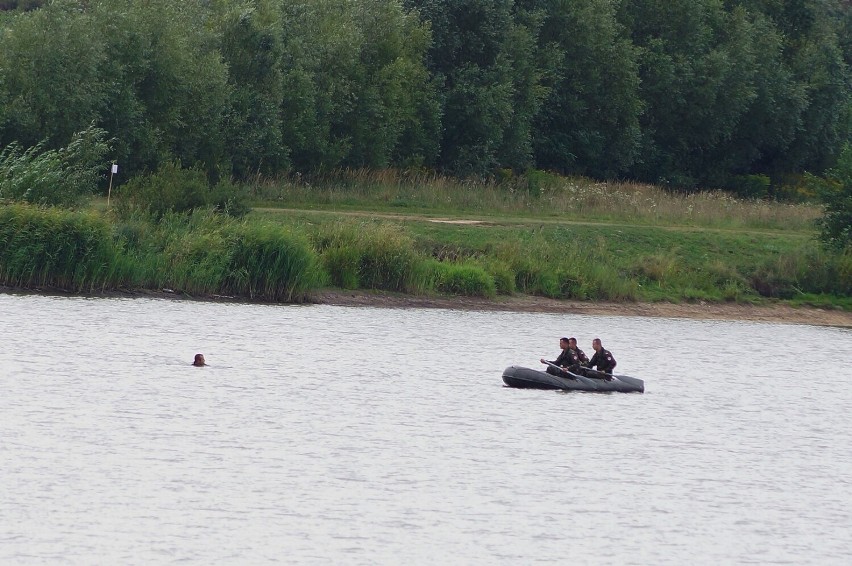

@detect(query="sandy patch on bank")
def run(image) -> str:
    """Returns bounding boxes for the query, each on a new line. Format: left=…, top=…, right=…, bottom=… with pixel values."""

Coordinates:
left=312, top=289, right=852, bottom=328
left=427, top=218, right=485, bottom=225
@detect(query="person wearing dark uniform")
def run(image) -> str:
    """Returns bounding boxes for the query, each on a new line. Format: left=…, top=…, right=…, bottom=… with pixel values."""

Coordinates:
left=540, top=337, right=574, bottom=376
left=587, top=338, right=616, bottom=377
left=566, top=337, right=589, bottom=371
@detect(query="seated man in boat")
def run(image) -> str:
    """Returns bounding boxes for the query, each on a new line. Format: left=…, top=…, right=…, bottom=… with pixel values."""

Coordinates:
left=540, top=337, right=574, bottom=376
left=566, top=337, right=589, bottom=371
left=192, top=353, right=207, bottom=367
left=587, top=338, right=616, bottom=378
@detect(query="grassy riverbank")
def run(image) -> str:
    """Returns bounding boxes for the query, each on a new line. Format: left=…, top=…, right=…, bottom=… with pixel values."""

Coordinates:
left=1, top=172, right=850, bottom=312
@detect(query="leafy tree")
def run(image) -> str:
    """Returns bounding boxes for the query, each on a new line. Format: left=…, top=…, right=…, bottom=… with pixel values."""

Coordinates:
left=621, top=0, right=773, bottom=187
left=346, top=0, right=440, bottom=168
left=406, top=0, right=521, bottom=174
left=278, top=0, right=363, bottom=169
left=707, top=10, right=807, bottom=187
left=0, top=0, right=105, bottom=149
left=722, top=0, right=851, bottom=182
left=279, top=0, right=438, bottom=170
left=212, top=0, right=288, bottom=178
left=812, top=143, right=852, bottom=250
left=522, top=0, right=642, bottom=177
left=89, top=0, right=230, bottom=177
left=0, top=124, right=110, bottom=206
left=495, top=5, right=554, bottom=171
left=782, top=16, right=852, bottom=174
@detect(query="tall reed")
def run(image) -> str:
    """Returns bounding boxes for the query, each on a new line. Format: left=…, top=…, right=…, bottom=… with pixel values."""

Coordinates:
left=0, top=204, right=122, bottom=290
left=249, top=169, right=819, bottom=231
left=117, top=212, right=322, bottom=301
left=310, top=220, right=427, bottom=293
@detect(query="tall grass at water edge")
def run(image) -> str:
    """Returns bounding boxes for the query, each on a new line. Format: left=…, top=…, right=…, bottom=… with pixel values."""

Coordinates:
left=3, top=203, right=849, bottom=307
left=116, top=212, right=323, bottom=301
left=0, top=204, right=124, bottom=291
left=250, top=169, right=819, bottom=231
left=308, top=221, right=427, bottom=293
left=1, top=205, right=322, bottom=301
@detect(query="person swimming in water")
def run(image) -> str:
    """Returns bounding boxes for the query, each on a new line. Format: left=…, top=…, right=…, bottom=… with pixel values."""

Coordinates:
left=192, top=353, right=206, bottom=367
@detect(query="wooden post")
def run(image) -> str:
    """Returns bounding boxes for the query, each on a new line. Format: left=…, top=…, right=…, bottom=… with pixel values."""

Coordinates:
left=107, top=163, right=118, bottom=207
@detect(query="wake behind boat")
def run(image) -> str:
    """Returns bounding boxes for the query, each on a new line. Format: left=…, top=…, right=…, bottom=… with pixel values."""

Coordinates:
left=502, top=365, right=645, bottom=393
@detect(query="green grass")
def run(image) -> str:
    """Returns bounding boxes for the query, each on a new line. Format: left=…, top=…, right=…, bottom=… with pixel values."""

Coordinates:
left=3, top=167, right=849, bottom=310
left=250, top=206, right=850, bottom=308
left=247, top=168, right=820, bottom=231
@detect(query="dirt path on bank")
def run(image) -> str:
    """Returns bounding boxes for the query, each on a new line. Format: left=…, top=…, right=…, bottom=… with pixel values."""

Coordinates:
left=252, top=206, right=804, bottom=237
left=312, top=289, right=852, bottom=328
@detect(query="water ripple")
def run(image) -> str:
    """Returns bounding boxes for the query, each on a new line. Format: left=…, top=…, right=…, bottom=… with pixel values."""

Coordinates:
left=1, top=294, right=850, bottom=564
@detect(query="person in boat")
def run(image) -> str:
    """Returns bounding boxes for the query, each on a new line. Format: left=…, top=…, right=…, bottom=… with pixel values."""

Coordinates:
left=587, top=338, right=616, bottom=376
left=540, top=337, right=575, bottom=376
left=192, top=353, right=207, bottom=367
left=566, top=337, right=589, bottom=371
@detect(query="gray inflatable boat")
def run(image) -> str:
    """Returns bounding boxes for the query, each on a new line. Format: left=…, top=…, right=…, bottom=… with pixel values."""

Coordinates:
left=502, top=365, right=645, bottom=393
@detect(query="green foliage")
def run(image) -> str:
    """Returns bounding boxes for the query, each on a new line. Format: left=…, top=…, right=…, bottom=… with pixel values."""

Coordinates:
left=626, top=1, right=761, bottom=186
left=312, top=221, right=424, bottom=292
left=116, top=162, right=210, bottom=220
left=115, top=161, right=250, bottom=220
left=525, top=0, right=643, bottom=177
left=0, top=203, right=122, bottom=290
left=110, top=211, right=322, bottom=300
left=408, top=0, right=523, bottom=174
left=208, top=178, right=251, bottom=218
left=511, top=258, right=561, bottom=297
left=727, top=175, right=771, bottom=200
left=0, top=0, right=105, bottom=149
left=430, top=260, right=496, bottom=297
left=481, top=259, right=516, bottom=295
left=213, top=0, right=288, bottom=177
left=2, top=187, right=851, bottom=306
left=225, top=223, right=322, bottom=301
left=0, top=0, right=849, bottom=193
left=0, top=125, right=110, bottom=206
left=812, top=144, right=852, bottom=250
left=279, top=0, right=439, bottom=171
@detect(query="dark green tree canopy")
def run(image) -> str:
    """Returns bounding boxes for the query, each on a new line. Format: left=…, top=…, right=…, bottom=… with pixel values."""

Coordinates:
left=0, top=0, right=848, bottom=190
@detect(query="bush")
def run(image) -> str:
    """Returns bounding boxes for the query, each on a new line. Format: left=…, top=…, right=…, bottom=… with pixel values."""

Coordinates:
left=512, top=258, right=560, bottom=297
left=116, top=161, right=210, bottom=220
left=728, top=175, right=770, bottom=200
left=209, top=178, right=251, bottom=218
left=431, top=261, right=496, bottom=297
left=139, top=212, right=322, bottom=300
left=322, top=246, right=361, bottom=289
left=313, top=221, right=423, bottom=292
left=482, top=259, right=516, bottom=295
left=0, top=125, right=109, bottom=207
left=0, top=203, right=120, bottom=290
left=811, top=144, right=852, bottom=251
left=224, top=224, right=322, bottom=301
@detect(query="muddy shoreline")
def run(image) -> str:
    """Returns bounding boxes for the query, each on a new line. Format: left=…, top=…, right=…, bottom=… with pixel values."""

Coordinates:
left=312, top=290, right=852, bottom=327
left=4, top=285, right=850, bottom=327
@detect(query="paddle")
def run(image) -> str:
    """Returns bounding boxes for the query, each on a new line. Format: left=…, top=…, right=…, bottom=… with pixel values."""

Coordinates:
left=582, top=366, right=614, bottom=381
left=543, top=361, right=578, bottom=379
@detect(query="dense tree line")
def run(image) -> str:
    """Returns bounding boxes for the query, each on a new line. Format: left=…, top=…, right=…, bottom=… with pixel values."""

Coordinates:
left=0, top=0, right=849, bottom=194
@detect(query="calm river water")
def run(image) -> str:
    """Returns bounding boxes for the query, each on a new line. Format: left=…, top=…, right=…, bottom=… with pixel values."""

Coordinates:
left=1, top=293, right=851, bottom=564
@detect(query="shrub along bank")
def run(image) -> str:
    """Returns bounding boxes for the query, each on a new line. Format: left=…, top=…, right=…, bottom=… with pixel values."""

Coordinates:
left=1, top=203, right=850, bottom=308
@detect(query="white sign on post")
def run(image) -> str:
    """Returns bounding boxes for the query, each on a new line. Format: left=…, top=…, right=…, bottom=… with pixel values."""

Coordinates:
left=107, top=163, right=119, bottom=207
